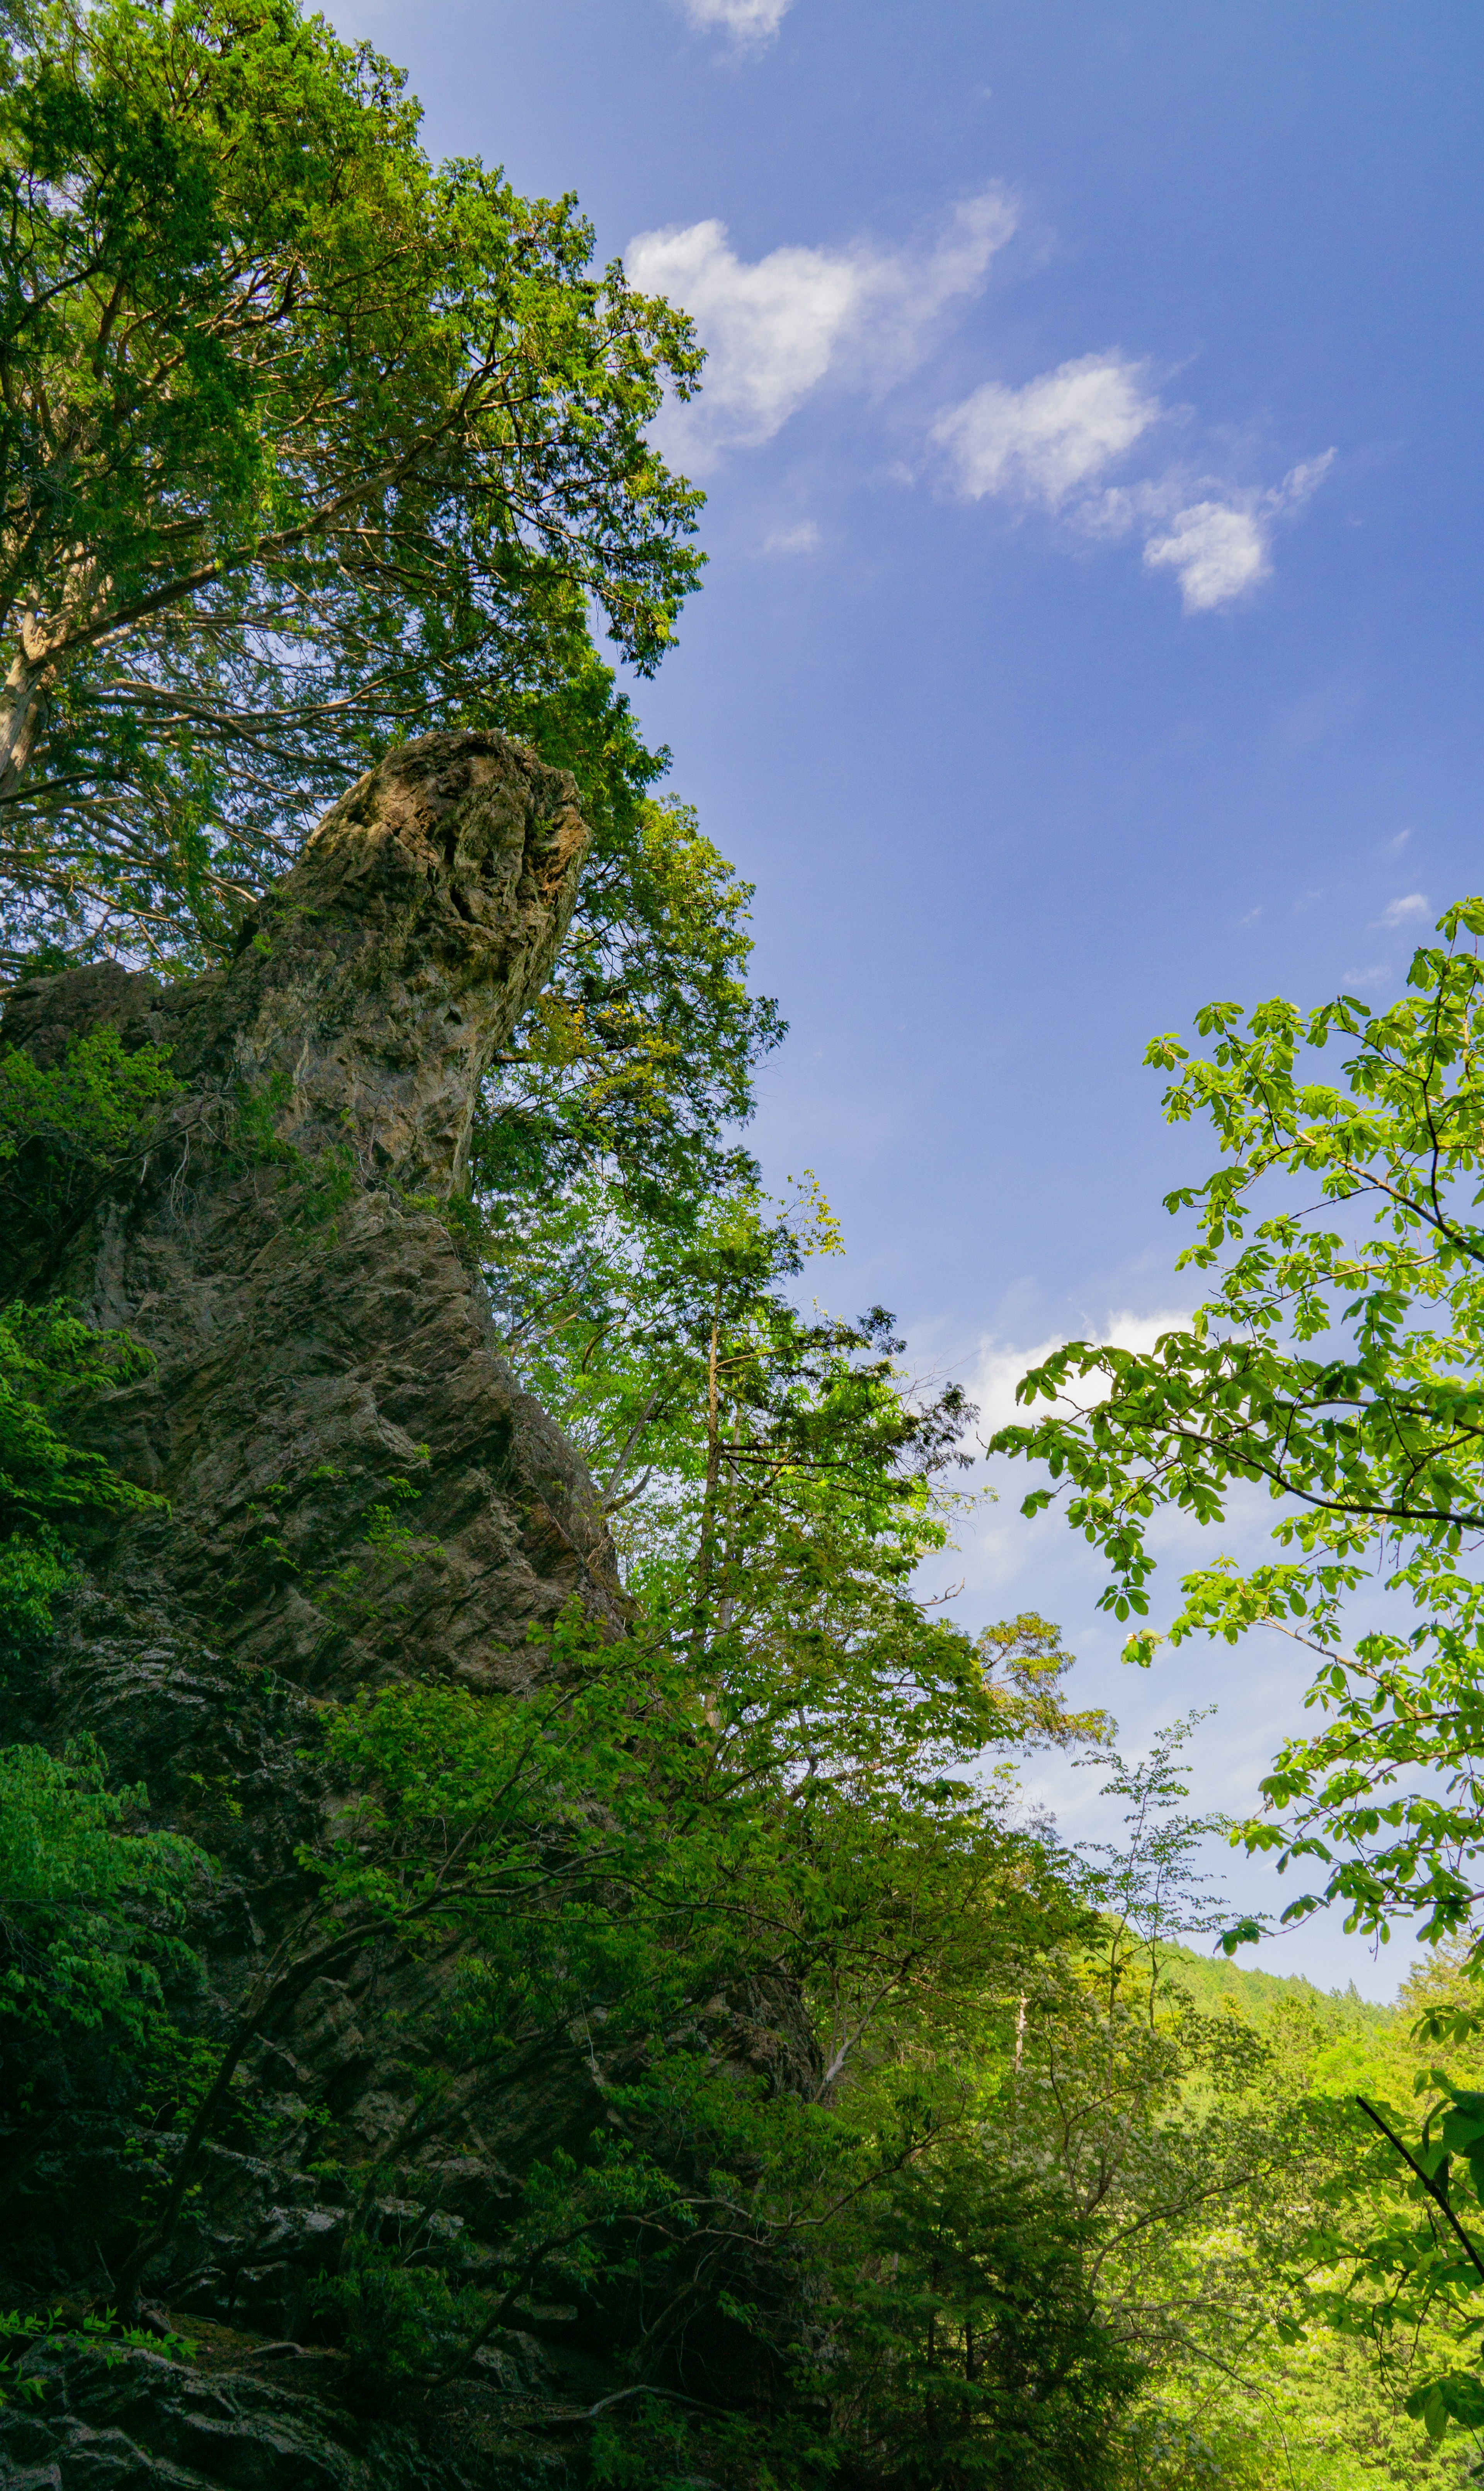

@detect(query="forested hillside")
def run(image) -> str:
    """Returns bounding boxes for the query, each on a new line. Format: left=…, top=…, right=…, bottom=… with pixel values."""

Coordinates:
left=3, top=4, right=1484, bottom=2486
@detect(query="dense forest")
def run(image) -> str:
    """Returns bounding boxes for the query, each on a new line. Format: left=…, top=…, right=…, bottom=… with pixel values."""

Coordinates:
left=3, top=3, right=1484, bottom=2485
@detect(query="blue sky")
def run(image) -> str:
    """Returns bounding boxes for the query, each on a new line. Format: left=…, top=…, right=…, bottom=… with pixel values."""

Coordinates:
left=335, top=0, right=1484, bottom=1994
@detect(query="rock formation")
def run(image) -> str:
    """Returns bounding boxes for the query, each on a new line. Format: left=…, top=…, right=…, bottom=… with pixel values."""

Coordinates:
left=3, top=725, right=619, bottom=1682
left=0, top=731, right=671, bottom=2486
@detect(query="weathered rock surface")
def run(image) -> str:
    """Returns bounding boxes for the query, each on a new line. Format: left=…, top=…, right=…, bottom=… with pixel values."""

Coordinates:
left=0, top=2341, right=488, bottom=2491
left=3, top=727, right=619, bottom=1687
left=0, top=732, right=660, bottom=2484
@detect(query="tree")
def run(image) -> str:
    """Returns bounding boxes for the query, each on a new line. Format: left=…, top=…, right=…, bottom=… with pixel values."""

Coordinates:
left=469, top=787, right=784, bottom=1219
left=88, top=1169, right=1110, bottom=2417
left=990, top=900, right=1484, bottom=1955
left=0, top=1290, right=166, bottom=1652
left=478, top=1174, right=1122, bottom=2099
left=1076, top=1712, right=1232, bottom=2022
left=821, top=2147, right=1143, bottom=2491
left=0, top=1016, right=173, bottom=1615
left=0, top=1739, right=204, bottom=2039
left=488, top=1174, right=1104, bottom=1780
left=0, top=0, right=703, bottom=967
left=1093, top=1951, right=1484, bottom=2491
left=990, top=1724, right=1326, bottom=2442
left=99, top=1583, right=1093, bottom=2388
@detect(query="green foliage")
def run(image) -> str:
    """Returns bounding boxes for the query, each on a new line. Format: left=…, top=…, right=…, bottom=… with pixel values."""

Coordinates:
left=1110, top=2330, right=1476, bottom=2491
left=990, top=901, right=1484, bottom=1954
left=587, top=2399, right=824, bottom=2491
left=0, top=1298, right=165, bottom=1641
left=0, top=991, right=200, bottom=2108
left=0, top=1026, right=179, bottom=1285
left=0, top=0, right=764, bottom=1228
left=310, top=1614, right=1080, bottom=2123
left=0, top=1523, right=70, bottom=1641
left=310, top=2248, right=483, bottom=2405
left=0, top=1026, right=178, bottom=1197
left=1208, top=1953, right=1484, bottom=2484
left=0, top=1303, right=153, bottom=1537
left=203, top=1164, right=1151, bottom=2477
left=0, top=2305, right=197, bottom=2409
left=240, top=1270, right=1115, bottom=2461
left=1077, top=1712, right=1234, bottom=2018
left=993, top=1930, right=1484, bottom=2488
left=0, top=1738, right=205, bottom=2036
left=823, top=2150, right=1142, bottom=2491
left=0, top=0, right=705, bottom=966
left=487, top=1175, right=1105, bottom=1767
left=3, top=94, right=1474, bottom=2455
left=982, top=904, right=1484, bottom=2474
left=473, top=790, right=784, bottom=1216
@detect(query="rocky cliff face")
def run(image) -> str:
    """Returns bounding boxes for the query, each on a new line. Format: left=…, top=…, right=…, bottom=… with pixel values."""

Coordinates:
left=4, top=725, right=619, bottom=1686
left=0, top=732, right=674, bottom=2486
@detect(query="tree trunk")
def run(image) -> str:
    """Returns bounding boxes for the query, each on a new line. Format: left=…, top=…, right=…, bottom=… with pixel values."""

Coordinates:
left=0, top=633, right=59, bottom=803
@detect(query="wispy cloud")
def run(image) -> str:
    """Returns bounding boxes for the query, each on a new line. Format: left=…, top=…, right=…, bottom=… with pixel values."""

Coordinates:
left=1378, top=892, right=1431, bottom=928
left=929, top=340, right=1334, bottom=610
left=677, top=0, right=793, bottom=43
left=624, top=191, right=1017, bottom=470
left=1142, top=458, right=1332, bottom=612
left=930, top=354, right=1161, bottom=510
left=763, top=519, right=821, bottom=555
left=1386, top=826, right=1414, bottom=856
left=1147, top=502, right=1269, bottom=611
left=629, top=174, right=1332, bottom=611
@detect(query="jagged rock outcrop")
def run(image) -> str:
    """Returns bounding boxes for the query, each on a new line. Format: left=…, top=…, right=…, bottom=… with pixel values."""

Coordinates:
left=0, top=2339, right=495, bottom=2491
left=3, top=726, right=620, bottom=1684
left=0, top=731, right=686, bottom=2484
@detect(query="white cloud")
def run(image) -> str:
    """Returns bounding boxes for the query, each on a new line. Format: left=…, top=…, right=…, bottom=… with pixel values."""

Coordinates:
left=1143, top=501, right=1268, bottom=611
left=1139, top=453, right=1334, bottom=612
left=624, top=190, right=1017, bottom=469
left=678, top=0, right=792, bottom=41
left=971, top=1332, right=1071, bottom=1440
left=931, top=344, right=1333, bottom=613
left=1386, top=826, right=1414, bottom=856
left=763, top=519, right=821, bottom=555
left=931, top=354, right=1161, bottom=509
left=970, top=1308, right=1193, bottom=1440
left=951, top=1308, right=1203, bottom=1607
left=1273, top=453, right=1335, bottom=512
left=1380, top=892, right=1431, bottom=927
left=628, top=169, right=1334, bottom=615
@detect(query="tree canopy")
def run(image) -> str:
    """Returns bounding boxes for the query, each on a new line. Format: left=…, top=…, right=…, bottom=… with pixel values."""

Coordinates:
left=0, top=0, right=703, bottom=966
left=992, top=899, right=1484, bottom=1957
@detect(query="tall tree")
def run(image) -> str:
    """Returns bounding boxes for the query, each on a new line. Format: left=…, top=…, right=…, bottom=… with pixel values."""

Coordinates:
left=0, top=0, right=704, bottom=966
left=470, top=782, right=785, bottom=1216
left=991, top=900, right=1484, bottom=1955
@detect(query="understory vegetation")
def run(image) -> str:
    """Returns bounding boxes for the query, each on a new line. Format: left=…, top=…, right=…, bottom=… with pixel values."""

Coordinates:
left=3, top=2, right=1484, bottom=2484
